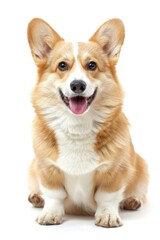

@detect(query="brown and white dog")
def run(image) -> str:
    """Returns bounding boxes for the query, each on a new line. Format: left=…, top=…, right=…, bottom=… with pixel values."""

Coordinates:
left=27, top=18, right=148, bottom=227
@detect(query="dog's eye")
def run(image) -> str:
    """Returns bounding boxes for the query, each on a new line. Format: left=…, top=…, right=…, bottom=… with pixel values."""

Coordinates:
left=86, top=61, right=97, bottom=71
left=58, top=61, right=69, bottom=71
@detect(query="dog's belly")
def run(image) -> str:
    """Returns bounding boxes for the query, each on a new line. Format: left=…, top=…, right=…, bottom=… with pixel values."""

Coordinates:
left=64, top=172, right=96, bottom=215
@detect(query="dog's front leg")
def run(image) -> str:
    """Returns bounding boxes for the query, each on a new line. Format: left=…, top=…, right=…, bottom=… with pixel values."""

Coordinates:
left=95, top=188, right=124, bottom=228
left=37, top=185, right=67, bottom=225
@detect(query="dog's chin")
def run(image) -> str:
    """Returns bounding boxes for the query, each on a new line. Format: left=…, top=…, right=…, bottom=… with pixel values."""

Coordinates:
left=59, top=88, right=97, bottom=115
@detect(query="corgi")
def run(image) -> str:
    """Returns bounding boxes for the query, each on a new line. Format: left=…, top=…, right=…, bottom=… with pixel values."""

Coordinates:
left=27, top=18, right=149, bottom=227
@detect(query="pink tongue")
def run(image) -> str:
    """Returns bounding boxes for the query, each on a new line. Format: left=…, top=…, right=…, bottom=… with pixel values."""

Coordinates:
left=69, top=96, right=87, bottom=114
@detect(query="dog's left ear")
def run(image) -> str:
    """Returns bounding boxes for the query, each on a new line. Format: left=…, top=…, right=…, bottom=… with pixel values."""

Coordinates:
left=90, top=19, right=125, bottom=64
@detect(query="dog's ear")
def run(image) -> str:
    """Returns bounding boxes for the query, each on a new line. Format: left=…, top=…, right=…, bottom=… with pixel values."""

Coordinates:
left=27, top=18, right=63, bottom=65
left=90, top=19, right=125, bottom=64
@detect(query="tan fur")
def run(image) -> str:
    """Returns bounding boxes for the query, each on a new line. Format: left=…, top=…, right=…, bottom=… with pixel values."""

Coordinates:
left=27, top=18, right=149, bottom=226
left=30, top=117, right=64, bottom=189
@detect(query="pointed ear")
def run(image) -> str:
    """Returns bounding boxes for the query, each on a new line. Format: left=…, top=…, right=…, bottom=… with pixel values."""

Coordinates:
left=89, top=19, right=125, bottom=64
left=27, top=18, right=63, bottom=65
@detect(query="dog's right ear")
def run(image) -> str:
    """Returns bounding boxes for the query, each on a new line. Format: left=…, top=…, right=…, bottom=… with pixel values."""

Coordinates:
left=27, top=18, right=63, bottom=65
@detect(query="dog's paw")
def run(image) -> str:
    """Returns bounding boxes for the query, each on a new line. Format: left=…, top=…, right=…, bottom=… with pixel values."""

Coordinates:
left=120, top=197, right=141, bottom=210
left=28, top=193, right=44, bottom=208
left=95, top=208, right=122, bottom=228
left=36, top=211, right=63, bottom=225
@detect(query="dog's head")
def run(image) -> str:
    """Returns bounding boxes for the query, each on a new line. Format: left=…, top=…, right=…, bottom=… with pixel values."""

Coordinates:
left=28, top=18, right=125, bottom=129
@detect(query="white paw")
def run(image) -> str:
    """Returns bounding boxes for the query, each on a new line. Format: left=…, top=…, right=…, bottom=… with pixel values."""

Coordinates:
left=95, top=207, right=122, bottom=228
left=37, top=211, right=63, bottom=225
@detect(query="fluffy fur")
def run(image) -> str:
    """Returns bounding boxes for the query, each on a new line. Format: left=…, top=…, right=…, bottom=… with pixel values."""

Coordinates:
left=27, top=18, right=148, bottom=227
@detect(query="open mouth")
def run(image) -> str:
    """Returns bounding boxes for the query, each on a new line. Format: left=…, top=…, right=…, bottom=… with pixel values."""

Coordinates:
left=59, top=88, right=97, bottom=115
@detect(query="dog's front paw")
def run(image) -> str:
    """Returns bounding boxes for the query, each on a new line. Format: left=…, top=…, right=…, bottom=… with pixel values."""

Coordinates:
left=37, top=211, right=63, bottom=225
left=95, top=208, right=122, bottom=228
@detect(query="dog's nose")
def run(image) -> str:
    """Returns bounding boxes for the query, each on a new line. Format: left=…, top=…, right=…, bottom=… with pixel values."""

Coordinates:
left=70, top=80, right=86, bottom=94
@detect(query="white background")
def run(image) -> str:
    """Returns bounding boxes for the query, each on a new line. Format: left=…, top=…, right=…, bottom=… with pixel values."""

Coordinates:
left=0, top=0, right=160, bottom=239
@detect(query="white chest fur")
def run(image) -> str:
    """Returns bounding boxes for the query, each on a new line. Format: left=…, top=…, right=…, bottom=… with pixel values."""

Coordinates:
left=52, top=112, right=111, bottom=175
left=53, top=128, right=111, bottom=175
left=54, top=129, right=100, bottom=175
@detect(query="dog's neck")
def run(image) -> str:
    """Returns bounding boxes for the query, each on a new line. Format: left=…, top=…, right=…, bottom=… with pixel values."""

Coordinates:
left=54, top=111, right=97, bottom=138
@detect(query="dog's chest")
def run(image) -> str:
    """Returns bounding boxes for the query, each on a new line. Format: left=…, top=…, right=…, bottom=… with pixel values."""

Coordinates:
left=54, top=129, right=100, bottom=175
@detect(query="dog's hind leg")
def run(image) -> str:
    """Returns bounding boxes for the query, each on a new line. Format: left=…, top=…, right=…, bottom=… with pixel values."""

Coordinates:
left=120, top=154, right=148, bottom=211
left=28, top=158, right=44, bottom=208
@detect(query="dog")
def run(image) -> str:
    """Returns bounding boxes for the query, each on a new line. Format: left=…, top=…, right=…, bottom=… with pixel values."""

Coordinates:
left=27, top=18, right=149, bottom=227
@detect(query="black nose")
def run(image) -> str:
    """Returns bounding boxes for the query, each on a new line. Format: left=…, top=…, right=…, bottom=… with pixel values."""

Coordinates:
left=70, top=80, right=86, bottom=93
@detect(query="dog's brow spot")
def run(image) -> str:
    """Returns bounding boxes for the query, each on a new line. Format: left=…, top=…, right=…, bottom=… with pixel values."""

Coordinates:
left=71, top=42, right=82, bottom=75
left=72, top=42, right=79, bottom=60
